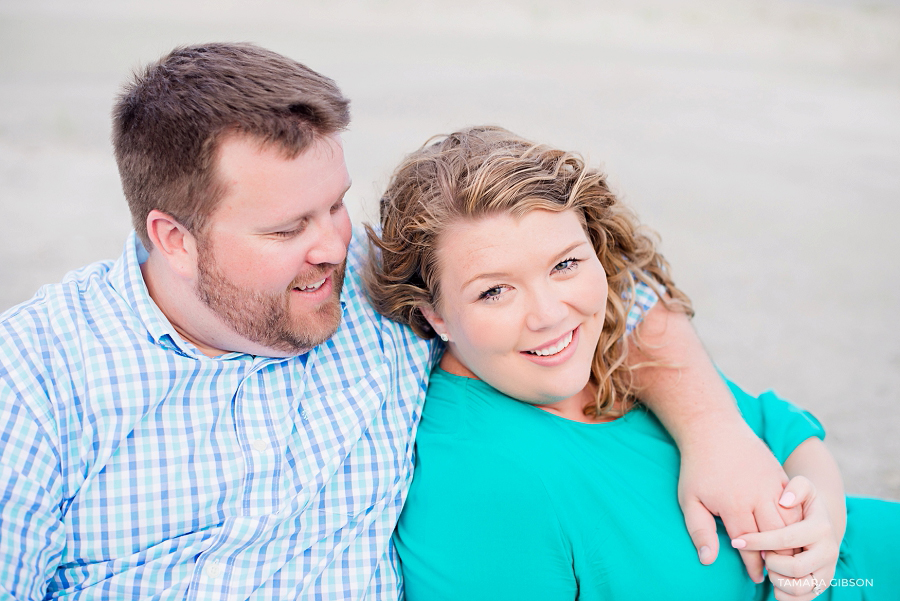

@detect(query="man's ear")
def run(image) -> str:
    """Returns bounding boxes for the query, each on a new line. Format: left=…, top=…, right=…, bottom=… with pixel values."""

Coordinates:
left=419, top=304, right=449, bottom=341
left=145, top=209, right=199, bottom=278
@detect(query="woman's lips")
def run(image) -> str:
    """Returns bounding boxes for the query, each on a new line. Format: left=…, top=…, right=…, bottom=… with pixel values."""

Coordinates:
left=520, top=326, right=580, bottom=367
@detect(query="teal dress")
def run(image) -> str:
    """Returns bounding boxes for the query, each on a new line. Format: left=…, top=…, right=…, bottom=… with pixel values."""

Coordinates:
left=395, top=369, right=898, bottom=600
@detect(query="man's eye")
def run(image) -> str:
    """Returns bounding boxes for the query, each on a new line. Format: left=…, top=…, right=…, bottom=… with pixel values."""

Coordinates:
left=271, top=222, right=307, bottom=238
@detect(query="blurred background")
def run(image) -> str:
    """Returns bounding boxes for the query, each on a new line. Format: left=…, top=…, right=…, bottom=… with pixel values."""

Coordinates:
left=1, top=0, right=898, bottom=499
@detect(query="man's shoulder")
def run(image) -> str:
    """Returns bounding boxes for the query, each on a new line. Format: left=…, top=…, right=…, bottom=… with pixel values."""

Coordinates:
left=340, top=232, right=414, bottom=336
left=325, top=233, right=435, bottom=373
left=0, top=259, right=119, bottom=355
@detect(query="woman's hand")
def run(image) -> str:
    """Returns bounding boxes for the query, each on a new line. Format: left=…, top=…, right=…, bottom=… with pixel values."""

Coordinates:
left=731, top=476, right=841, bottom=600
left=677, top=421, right=800, bottom=583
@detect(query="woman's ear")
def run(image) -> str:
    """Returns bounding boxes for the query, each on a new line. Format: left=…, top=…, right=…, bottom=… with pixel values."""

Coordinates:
left=419, top=304, right=450, bottom=342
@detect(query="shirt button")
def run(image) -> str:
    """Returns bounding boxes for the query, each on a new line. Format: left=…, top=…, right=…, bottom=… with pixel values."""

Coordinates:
left=251, top=440, right=269, bottom=452
left=300, top=409, right=309, bottom=421
left=206, top=561, right=222, bottom=578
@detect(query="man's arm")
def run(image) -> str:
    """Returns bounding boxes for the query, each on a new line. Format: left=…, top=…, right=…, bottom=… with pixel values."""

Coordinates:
left=628, top=302, right=789, bottom=582
left=0, top=316, right=67, bottom=598
left=0, top=385, right=66, bottom=599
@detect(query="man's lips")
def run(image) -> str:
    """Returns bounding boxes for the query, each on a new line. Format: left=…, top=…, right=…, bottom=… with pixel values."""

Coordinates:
left=291, top=268, right=333, bottom=292
left=294, top=277, right=326, bottom=292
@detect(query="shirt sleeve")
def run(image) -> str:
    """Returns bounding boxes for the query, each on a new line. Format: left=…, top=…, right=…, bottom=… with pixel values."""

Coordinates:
left=0, top=337, right=66, bottom=599
left=395, top=443, right=576, bottom=601
left=625, top=278, right=660, bottom=334
left=724, top=379, right=826, bottom=464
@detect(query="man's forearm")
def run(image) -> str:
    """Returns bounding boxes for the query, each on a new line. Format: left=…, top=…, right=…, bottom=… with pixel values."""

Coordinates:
left=628, top=301, right=745, bottom=444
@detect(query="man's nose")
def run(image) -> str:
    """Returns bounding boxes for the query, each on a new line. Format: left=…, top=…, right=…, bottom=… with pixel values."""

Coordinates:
left=307, top=215, right=348, bottom=266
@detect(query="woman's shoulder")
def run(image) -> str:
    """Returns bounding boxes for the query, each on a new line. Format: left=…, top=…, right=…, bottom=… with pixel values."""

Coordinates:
left=418, top=368, right=557, bottom=446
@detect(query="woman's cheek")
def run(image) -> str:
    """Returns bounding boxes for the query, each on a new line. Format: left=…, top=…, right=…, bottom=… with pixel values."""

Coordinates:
left=462, top=310, right=516, bottom=353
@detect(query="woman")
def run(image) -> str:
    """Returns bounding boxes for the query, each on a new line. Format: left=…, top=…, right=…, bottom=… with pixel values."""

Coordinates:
left=365, top=126, right=898, bottom=600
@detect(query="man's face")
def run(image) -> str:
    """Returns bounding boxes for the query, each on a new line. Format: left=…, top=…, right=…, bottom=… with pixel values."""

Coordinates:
left=195, top=133, right=352, bottom=355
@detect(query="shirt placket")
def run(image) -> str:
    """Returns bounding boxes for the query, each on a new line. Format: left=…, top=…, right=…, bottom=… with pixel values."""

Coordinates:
left=234, top=356, right=294, bottom=517
left=189, top=355, right=304, bottom=599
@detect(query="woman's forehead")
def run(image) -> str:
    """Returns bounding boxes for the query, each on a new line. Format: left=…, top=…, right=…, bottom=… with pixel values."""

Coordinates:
left=436, top=211, right=591, bottom=281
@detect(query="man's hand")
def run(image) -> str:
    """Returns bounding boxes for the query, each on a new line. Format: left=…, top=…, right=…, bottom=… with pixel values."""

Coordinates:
left=677, top=420, right=801, bottom=582
left=627, top=303, right=801, bottom=580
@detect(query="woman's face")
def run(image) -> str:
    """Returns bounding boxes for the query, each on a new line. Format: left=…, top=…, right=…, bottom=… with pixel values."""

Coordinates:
left=426, top=208, right=608, bottom=405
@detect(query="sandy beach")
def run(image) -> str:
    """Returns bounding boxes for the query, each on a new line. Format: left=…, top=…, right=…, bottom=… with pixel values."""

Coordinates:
left=1, top=0, right=898, bottom=499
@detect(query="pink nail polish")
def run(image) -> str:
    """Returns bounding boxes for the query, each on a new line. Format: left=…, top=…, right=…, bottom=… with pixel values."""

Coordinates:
left=731, top=539, right=746, bottom=549
left=779, top=491, right=796, bottom=507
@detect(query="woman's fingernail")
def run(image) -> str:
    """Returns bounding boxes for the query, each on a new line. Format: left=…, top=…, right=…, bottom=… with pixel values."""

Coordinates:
left=731, top=538, right=747, bottom=549
left=698, top=546, right=712, bottom=563
left=761, top=550, right=767, bottom=560
left=779, top=491, right=796, bottom=507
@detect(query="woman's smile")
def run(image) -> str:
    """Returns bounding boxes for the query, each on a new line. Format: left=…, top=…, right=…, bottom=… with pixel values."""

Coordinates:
left=520, top=326, right=580, bottom=367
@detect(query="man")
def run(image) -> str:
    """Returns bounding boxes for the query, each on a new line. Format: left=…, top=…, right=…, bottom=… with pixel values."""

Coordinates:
left=0, top=43, right=787, bottom=599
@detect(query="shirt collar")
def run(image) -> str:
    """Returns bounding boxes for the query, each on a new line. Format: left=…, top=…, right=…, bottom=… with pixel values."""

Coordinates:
left=105, top=232, right=202, bottom=356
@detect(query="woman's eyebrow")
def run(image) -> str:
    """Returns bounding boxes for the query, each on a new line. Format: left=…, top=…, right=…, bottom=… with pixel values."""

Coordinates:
left=550, top=240, right=590, bottom=262
left=461, top=270, right=511, bottom=291
left=460, top=239, right=590, bottom=290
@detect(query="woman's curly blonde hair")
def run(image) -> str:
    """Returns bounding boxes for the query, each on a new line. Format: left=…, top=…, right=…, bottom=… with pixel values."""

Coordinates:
left=365, top=126, right=693, bottom=416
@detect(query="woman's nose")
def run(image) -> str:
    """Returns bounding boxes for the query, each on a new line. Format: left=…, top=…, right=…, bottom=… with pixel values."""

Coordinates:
left=524, top=288, right=568, bottom=331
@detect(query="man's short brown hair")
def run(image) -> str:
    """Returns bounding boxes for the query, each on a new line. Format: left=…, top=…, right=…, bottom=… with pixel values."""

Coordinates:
left=112, top=43, right=351, bottom=249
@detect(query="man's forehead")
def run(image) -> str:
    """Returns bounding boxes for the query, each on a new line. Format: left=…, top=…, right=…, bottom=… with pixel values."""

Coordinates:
left=207, top=132, right=349, bottom=223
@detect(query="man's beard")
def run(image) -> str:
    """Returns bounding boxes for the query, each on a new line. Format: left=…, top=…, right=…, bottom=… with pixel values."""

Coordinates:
left=195, top=247, right=346, bottom=355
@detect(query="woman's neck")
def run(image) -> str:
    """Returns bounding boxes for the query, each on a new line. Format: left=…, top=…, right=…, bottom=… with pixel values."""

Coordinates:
left=438, top=349, right=617, bottom=424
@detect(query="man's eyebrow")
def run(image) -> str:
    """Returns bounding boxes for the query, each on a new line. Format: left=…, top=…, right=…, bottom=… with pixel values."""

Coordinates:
left=265, top=181, right=352, bottom=230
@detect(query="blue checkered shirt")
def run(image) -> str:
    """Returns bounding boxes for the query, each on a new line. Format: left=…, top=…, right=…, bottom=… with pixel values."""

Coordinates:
left=0, top=231, right=657, bottom=600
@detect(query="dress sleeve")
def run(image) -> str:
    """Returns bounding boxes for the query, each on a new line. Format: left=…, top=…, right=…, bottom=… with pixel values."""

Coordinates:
left=724, top=379, right=826, bottom=464
left=394, top=444, right=576, bottom=601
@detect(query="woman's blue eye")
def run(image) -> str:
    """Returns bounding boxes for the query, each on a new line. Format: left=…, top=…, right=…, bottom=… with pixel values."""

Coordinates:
left=554, top=258, right=580, bottom=272
left=478, top=286, right=504, bottom=301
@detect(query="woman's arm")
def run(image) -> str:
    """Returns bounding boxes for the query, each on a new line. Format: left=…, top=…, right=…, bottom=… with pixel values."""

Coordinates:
left=781, top=438, right=846, bottom=543
left=628, top=302, right=790, bottom=581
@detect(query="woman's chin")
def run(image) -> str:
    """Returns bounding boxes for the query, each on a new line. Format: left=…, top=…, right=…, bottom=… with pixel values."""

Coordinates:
left=511, top=372, right=594, bottom=408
